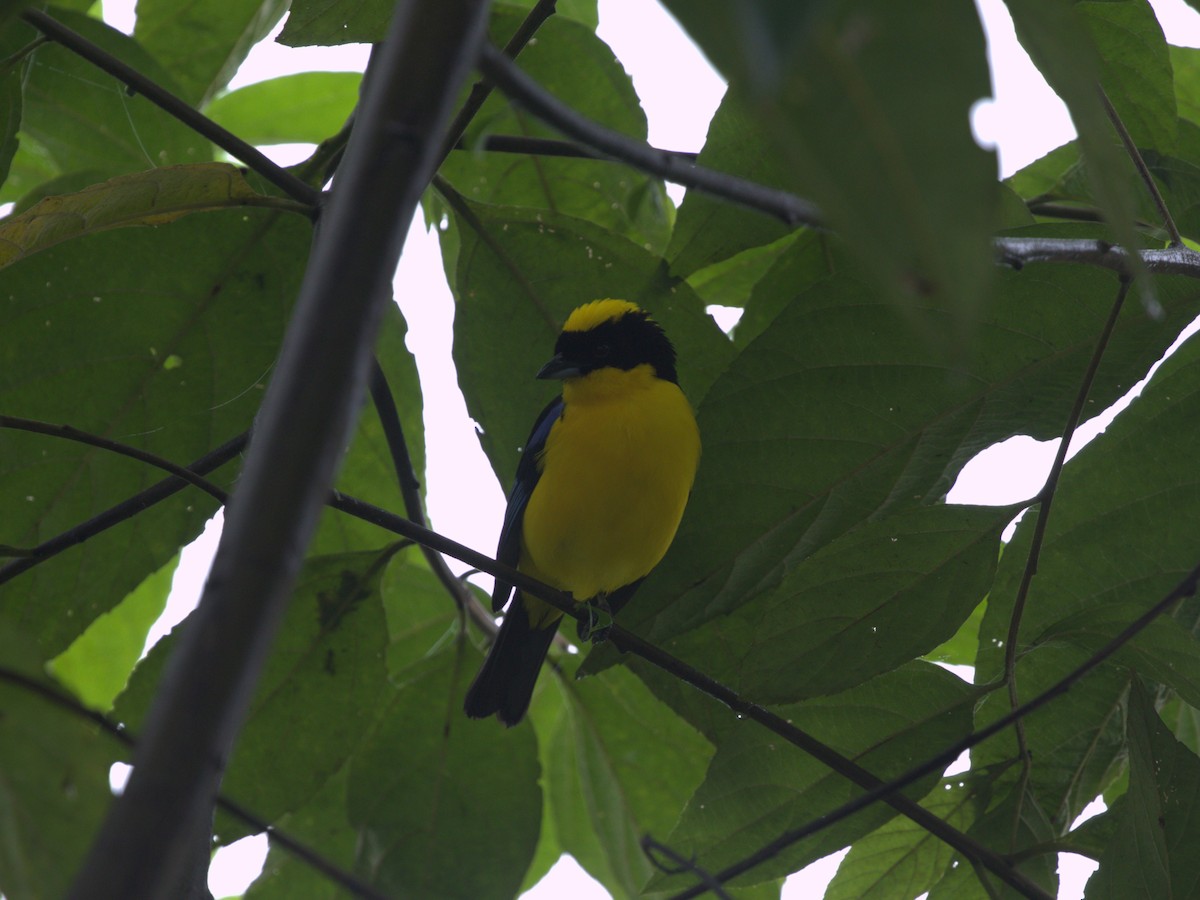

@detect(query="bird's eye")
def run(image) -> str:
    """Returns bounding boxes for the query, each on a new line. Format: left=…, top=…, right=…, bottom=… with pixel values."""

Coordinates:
left=595, top=343, right=611, bottom=358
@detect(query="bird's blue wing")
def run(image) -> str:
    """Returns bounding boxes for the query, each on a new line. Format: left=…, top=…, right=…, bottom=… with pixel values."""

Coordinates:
left=492, top=396, right=563, bottom=612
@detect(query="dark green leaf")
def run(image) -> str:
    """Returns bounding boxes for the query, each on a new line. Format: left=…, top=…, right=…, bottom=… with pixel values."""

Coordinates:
left=663, top=0, right=999, bottom=322
left=1080, top=0, right=1176, bottom=153
left=652, top=662, right=977, bottom=889
left=666, top=91, right=796, bottom=279
left=440, top=8, right=672, bottom=255
left=446, top=200, right=733, bottom=486
left=661, top=504, right=1010, bottom=704
left=0, top=205, right=310, bottom=656
left=1087, top=681, right=1200, bottom=899
left=0, top=629, right=117, bottom=900
left=116, top=547, right=400, bottom=839
left=348, top=651, right=542, bottom=900
left=536, top=660, right=712, bottom=897
left=277, top=0, right=392, bottom=47
left=22, top=11, right=210, bottom=177
left=135, top=0, right=288, bottom=106
left=205, top=72, right=361, bottom=146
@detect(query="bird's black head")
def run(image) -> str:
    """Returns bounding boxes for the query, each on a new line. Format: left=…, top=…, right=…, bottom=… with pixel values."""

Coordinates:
left=537, top=299, right=679, bottom=384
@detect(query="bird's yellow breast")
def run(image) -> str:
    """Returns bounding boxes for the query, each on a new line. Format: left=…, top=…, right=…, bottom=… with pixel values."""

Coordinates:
left=520, top=364, right=700, bottom=614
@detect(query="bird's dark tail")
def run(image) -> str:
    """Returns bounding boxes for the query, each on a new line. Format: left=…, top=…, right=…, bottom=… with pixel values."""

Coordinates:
left=464, top=597, right=559, bottom=726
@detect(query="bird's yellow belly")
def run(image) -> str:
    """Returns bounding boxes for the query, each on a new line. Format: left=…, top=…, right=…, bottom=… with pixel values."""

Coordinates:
left=520, top=376, right=699, bottom=609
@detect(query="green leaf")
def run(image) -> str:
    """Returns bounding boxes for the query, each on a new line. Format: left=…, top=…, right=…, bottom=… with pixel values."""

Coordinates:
left=22, top=11, right=210, bottom=177
left=684, top=232, right=798, bottom=313
left=0, top=205, right=310, bottom=657
left=0, top=629, right=116, bottom=900
left=618, top=242, right=1200, bottom=670
left=662, top=0, right=998, bottom=323
left=1003, top=0, right=1148, bottom=297
left=537, top=661, right=712, bottom=898
left=446, top=200, right=734, bottom=487
left=205, top=72, right=361, bottom=146
left=1170, top=44, right=1200, bottom=127
left=1087, top=681, right=1200, bottom=898
left=116, top=547, right=400, bottom=839
left=825, top=775, right=986, bottom=900
left=0, top=21, right=27, bottom=189
left=277, top=0, right=397, bottom=46
left=653, top=662, right=977, bottom=890
left=1078, top=0, right=1176, bottom=155
left=47, top=554, right=175, bottom=712
left=348, top=651, right=542, bottom=900
left=662, top=504, right=1010, bottom=704
left=244, top=765, right=359, bottom=899
left=135, top=0, right=288, bottom=106
left=439, top=8, right=672, bottom=255
left=0, top=163, right=293, bottom=269
left=666, top=91, right=796, bottom=279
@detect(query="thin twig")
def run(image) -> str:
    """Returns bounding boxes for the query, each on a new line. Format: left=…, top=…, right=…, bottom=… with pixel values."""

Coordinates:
left=0, top=666, right=391, bottom=900
left=0, top=416, right=228, bottom=504
left=642, top=837, right=732, bottom=900
left=1003, top=276, right=1132, bottom=845
left=994, top=237, right=1200, bottom=276
left=436, top=0, right=559, bottom=164
left=20, top=8, right=321, bottom=207
left=0, top=432, right=247, bottom=588
left=1099, top=87, right=1182, bottom=247
left=476, top=43, right=824, bottom=229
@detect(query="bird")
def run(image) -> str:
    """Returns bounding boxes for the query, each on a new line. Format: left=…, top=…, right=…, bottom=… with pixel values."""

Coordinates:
left=463, top=299, right=701, bottom=726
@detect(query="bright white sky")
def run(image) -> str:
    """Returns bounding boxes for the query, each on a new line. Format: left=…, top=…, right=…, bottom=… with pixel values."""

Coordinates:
left=91, top=0, right=1200, bottom=897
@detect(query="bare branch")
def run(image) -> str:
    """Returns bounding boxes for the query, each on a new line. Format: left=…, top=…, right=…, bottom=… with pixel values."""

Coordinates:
left=476, top=43, right=824, bottom=228
left=1100, top=88, right=1182, bottom=247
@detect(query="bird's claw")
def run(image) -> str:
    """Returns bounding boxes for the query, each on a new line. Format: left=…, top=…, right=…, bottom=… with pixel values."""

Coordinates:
left=577, top=596, right=613, bottom=644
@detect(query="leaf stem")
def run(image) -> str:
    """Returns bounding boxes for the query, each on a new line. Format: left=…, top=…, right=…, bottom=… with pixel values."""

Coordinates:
left=1100, top=87, right=1182, bottom=247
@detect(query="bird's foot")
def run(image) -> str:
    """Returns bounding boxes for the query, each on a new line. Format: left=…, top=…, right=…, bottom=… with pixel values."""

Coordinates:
left=577, top=595, right=613, bottom=644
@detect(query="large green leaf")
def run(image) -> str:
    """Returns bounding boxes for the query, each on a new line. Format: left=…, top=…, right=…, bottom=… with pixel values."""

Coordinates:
left=666, top=91, right=797, bottom=280
left=135, top=0, right=288, bottom=106
left=661, top=0, right=998, bottom=322
left=1078, top=0, right=1176, bottom=155
left=0, top=204, right=311, bottom=657
left=438, top=7, right=672, bottom=256
left=534, top=660, right=712, bottom=898
left=348, top=651, right=542, bottom=900
left=659, top=504, right=1010, bottom=704
left=115, top=547, right=400, bottom=839
left=619, top=239, right=1200, bottom=662
left=825, top=774, right=989, bottom=900
left=0, top=629, right=117, bottom=900
left=22, top=11, right=210, bottom=178
left=651, top=662, right=977, bottom=890
left=1087, top=681, right=1200, bottom=899
left=0, top=20, right=26, bottom=189
left=205, top=72, right=362, bottom=146
left=446, top=200, right=733, bottom=486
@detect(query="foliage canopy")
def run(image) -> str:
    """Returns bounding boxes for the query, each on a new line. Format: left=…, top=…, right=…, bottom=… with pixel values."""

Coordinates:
left=5, top=0, right=1200, bottom=898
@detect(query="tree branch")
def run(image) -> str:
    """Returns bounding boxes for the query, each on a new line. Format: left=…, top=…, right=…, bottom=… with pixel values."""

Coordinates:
left=0, top=432, right=247, bottom=588
left=64, top=2, right=491, bottom=896
left=994, top=237, right=1200, bottom=276
left=476, top=42, right=824, bottom=228
left=20, top=9, right=321, bottom=207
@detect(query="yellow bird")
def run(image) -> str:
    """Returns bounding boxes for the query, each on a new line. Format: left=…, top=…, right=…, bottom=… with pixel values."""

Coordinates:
left=464, top=300, right=701, bottom=725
